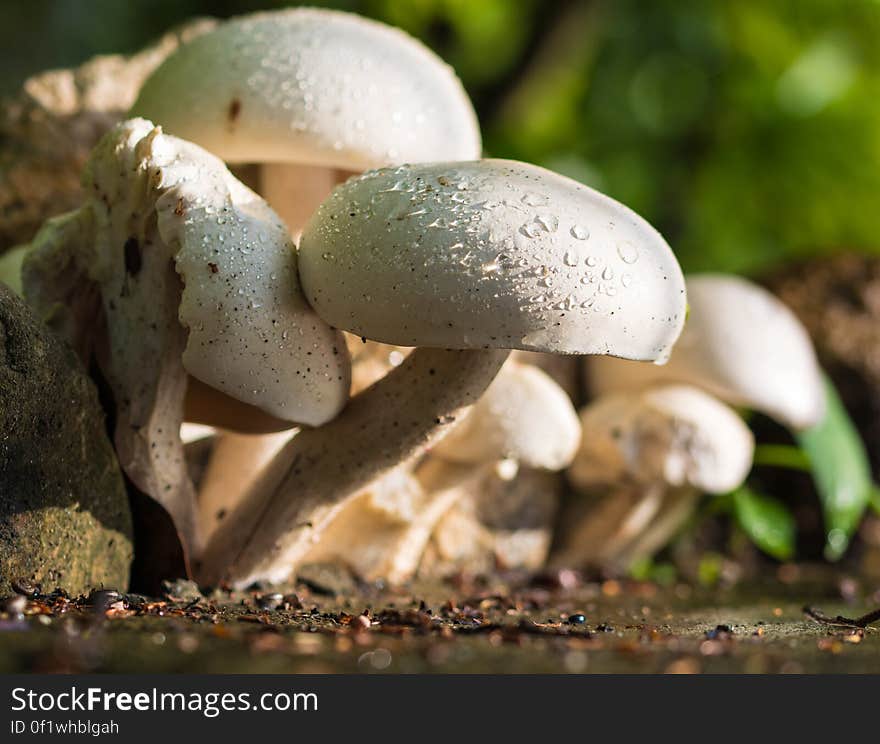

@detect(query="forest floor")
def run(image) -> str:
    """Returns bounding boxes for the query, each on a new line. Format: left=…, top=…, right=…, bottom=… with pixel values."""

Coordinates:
left=1, top=566, right=878, bottom=673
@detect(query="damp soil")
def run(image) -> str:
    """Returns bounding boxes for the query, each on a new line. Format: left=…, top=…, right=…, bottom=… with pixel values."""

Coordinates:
left=1, top=568, right=878, bottom=673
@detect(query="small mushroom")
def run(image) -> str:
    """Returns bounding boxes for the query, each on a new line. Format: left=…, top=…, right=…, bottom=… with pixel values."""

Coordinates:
left=22, top=119, right=350, bottom=557
left=432, top=359, right=581, bottom=470
left=198, top=158, right=686, bottom=587
left=588, top=274, right=825, bottom=430
left=554, top=384, right=754, bottom=570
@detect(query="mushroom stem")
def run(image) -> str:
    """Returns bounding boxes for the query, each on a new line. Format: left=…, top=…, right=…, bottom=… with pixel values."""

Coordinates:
left=197, top=347, right=509, bottom=587
left=198, top=429, right=295, bottom=541
left=260, top=163, right=345, bottom=239
left=607, top=486, right=699, bottom=571
left=551, top=485, right=698, bottom=572
left=592, top=483, right=665, bottom=563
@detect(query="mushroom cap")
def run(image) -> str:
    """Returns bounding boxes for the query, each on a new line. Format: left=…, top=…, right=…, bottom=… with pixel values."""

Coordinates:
left=569, top=384, right=754, bottom=494
left=588, top=274, right=825, bottom=430
left=432, top=359, right=581, bottom=470
left=90, top=118, right=350, bottom=426
left=131, top=8, right=480, bottom=169
left=299, top=160, right=686, bottom=360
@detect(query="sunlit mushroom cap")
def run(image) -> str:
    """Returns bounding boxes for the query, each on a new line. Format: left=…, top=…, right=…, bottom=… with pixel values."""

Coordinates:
left=589, top=274, right=825, bottom=430
left=569, top=384, right=754, bottom=494
left=432, top=360, right=581, bottom=470
left=131, top=8, right=481, bottom=169
left=299, top=160, right=686, bottom=360
left=85, top=118, right=350, bottom=426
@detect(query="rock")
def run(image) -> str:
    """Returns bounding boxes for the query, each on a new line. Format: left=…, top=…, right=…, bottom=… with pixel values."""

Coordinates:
left=0, top=285, right=132, bottom=594
left=160, top=578, right=202, bottom=602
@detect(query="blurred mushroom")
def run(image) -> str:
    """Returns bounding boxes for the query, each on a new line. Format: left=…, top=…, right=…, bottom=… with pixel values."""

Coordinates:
left=22, top=119, right=350, bottom=558
left=588, top=274, right=825, bottom=430
left=432, top=359, right=581, bottom=470
left=554, top=385, right=754, bottom=571
left=198, top=158, right=686, bottom=587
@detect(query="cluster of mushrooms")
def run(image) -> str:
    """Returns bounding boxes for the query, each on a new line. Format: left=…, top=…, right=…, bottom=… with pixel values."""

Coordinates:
left=6, top=9, right=826, bottom=589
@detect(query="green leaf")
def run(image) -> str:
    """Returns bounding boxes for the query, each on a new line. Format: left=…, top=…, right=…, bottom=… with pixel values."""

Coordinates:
left=795, top=377, right=872, bottom=560
left=752, top=444, right=812, bottom=472
left=732, top=486, right=796, bottom=561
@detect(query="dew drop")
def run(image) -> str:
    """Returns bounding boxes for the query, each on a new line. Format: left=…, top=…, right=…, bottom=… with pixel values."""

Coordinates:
left=571, top=224, right=589, bottom=240
left=520, top=222, right=542, bottom=239
left=521, top=192, right=550, bottom=207
left=617, top=240, right=639, bottom=264
left=535, top=214, right=559, bottom=233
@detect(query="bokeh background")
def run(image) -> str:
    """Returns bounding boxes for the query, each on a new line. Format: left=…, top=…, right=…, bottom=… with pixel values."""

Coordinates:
left=3, top=0, right=879, bottom=277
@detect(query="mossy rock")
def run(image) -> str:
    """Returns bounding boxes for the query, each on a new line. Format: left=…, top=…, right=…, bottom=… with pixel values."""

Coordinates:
left=0, top=285, right=132, bottom=594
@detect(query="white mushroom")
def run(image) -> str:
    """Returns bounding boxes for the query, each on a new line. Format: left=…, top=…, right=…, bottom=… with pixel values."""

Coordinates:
left=198, top=158, right=686, bottom=587
left=22, top=119, right=350, bottom=557
left=131, top=7, right=480, bottom=236
left=589, top=274, right=825, bottom=430
left=132, top=8, right=483, bottom=517
left=554, top=384, right=754, bottom=570
left=433, top=359, right=581, bottom=470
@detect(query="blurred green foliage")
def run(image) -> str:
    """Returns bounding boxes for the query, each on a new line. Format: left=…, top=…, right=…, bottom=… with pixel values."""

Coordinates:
left=3, top=0, right=880, bottom=275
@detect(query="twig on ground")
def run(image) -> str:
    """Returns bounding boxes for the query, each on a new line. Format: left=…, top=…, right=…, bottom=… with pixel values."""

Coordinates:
left=803, top=605, right=880, bottom=629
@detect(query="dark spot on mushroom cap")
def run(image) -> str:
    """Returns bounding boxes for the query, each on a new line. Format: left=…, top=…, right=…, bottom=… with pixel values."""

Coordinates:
left=124, top=237, right=141, bottom=277
left=227, top=98, right=241, bottom=125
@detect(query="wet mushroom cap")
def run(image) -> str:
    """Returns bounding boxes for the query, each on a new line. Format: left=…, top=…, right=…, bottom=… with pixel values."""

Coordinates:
left=569, top=384, right=755, bottom=494
left=588, top=274, right=825, bottom=430
left=89, top=119, right=350, bottom=426
left=130, top=8, right=481, bottom=169
left=432, top=360, right=581, bottom=470
left=299, top=159, right=686, bottom=360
